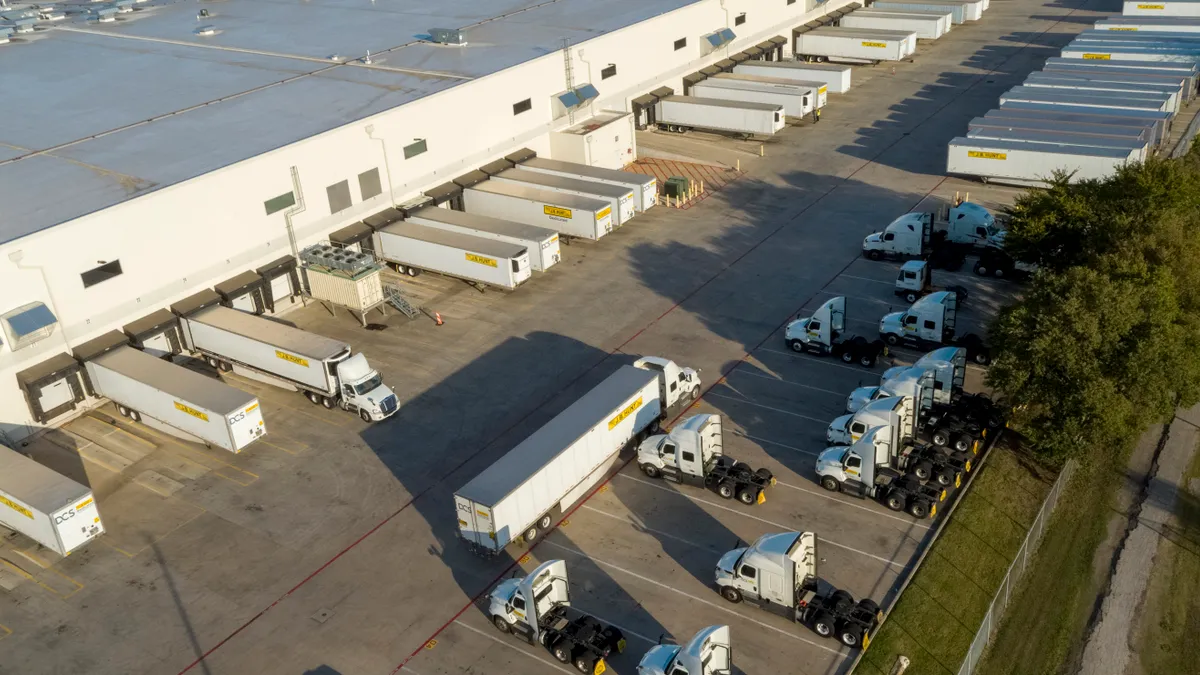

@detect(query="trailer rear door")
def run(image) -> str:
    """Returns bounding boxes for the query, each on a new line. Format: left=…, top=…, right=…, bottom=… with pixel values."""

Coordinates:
left=455, top=495, right=495, bottom=550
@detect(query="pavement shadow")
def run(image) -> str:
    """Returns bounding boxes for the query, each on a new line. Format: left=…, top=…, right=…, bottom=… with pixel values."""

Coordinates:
left=302, top=667, right=343, bottom=675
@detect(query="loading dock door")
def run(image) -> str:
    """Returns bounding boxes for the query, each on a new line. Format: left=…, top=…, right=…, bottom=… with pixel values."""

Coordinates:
left=122, top=308, right=182, bottom=358
left=255, top=255, right=301, bottom=314
left=16, top=352, right=85, bottom=423
left=215, top=270, right=266, bottom=315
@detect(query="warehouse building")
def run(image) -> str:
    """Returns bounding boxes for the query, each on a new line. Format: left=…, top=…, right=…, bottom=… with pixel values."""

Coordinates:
left=0, top=0, right=854, bottom=442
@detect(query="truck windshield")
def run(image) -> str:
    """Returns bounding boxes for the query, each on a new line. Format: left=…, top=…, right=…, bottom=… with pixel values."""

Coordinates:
left=353, top=373, right=383, bottom=395
left=986, top=224, right=1000, bottom=237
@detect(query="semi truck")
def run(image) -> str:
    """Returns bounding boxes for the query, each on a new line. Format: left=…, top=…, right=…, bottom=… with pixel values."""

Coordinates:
left=825, top=394, right=976, bottom=474
left=690, top=77, right=815, bottom=118
left=862, top=200, right=1001, bottom=260
left=712, top=72, right=828, bottom=109
left=1, top=444, right=105, bottom=556
left=374, top=220, right=533, bottom=290
left=491, top=168, right=637, bottom=227
left=894, top=259, right=969, bottom=304
left=848, top=345, right=965, bottom=413
left=173, top=299, right=397, bottom=422
left=637, top=414, right=776, bottom=505
left=455, top=359, right=699, bottom=553
left=405, top=206, right=561, bottom=272
left=463, top=180, right=613, bottom=241
left=971, top=247, right=1038, bottom=280
left=76, top=332, right=266, bottom=453
left=784, top=296, right=888, bottom=367
left=714, top=532, right=883, bottom=647
left=654, top=95, right=786, bottom=137
left=518, top=156, right=658, bottom=213
left=734, top=60, right=852, bottom=93
left=637, top=626, right=731, bottom=675
left=489, top=559, right=625, bottom=674
left=815, top=425, right=949, bottom=518
left=880, top=290, right=991, bottom=364
left=794, top=27, right=915, bottom=64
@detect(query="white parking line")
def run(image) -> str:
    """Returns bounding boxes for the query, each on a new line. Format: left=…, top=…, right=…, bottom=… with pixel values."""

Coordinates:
left=453, top=620, right=576, bottom=675
left=615, top=473, right=907, bottom=570
left=539, top=540, right=846, bottom=656
left=838, top=274, right=896, bottom=287
left=705, top=392, right=827, bottom=424
left=733, top=431, right=822, bottom=457
left=774, top=481, right=931, bottom=531
left=756, top=348, right=886, bottom=376
left=579, top=505, right=724, bottom=553
left=729, top=367, right=844, bottom=397
left=815, top=289, right=891, bottom=306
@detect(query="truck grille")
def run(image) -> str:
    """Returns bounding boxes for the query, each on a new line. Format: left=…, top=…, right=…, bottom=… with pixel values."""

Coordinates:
left=380, top=395, right=398, bottom=414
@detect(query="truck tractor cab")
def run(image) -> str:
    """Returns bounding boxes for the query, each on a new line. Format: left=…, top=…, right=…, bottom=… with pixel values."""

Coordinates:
left=634, top=356, right=701, bottom=409
left=847, top=346, right=964, bottom=413
left=637, top=414, right=775, bottom=505
left=335, top=353, right=398, bottom=422
left=894, top=260, right=969, bottom=305
left=815, top=427, right=948, bottom=518
left=490, top=560, right=625, bottom=674
left=827, top=394, right=916, bottom=446
left=637, top=625, right=732, bottom=675
left=784, top=297, right=886, bottom=367
left=943, top=201, right=1002, bottom=250
left=879, top=292, right=990, bottom=364
left=863, top=212, right=928, bottom=261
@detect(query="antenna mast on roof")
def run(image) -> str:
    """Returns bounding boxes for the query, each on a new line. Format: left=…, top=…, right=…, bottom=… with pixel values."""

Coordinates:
left=562, top=37, right=575, bottom=125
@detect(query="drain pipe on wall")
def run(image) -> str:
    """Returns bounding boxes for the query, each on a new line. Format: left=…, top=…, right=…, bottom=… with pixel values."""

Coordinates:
left=283, top=165, right=308, bottom=306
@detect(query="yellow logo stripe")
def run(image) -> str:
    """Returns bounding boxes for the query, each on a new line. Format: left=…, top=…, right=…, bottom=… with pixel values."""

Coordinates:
left=544, top=205, right=572, bottom=219
left=608, top=396, right=643, bottom=430
left=275, top=350, right=310, bottom=367
left=0, top=495, right=33, bottom=519
left=862, top=41, right=887, bottom=48
left=175, top=401, right=210, bottom=422
left=465, top=253, right=498, bottom=267
left=1082, top=53, right=1111, bottom=60
left=968, top=151, right=1007, bottom=160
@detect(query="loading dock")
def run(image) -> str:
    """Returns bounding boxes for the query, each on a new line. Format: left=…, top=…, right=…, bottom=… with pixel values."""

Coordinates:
left=254, top=255, right=302, bottom=314
left=424, top=182, right=465, bottom=210
left=15, top=353, right=85, bottom=424
left=214, top=270, right=266, bottom=315
left=122, top=308, right=183, bottom=357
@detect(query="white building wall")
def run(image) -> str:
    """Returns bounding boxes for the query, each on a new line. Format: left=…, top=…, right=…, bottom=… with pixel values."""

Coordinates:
left=0, top=0, right=852, bottom=440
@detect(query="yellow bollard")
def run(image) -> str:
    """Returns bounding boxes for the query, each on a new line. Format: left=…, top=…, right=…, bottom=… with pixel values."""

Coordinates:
left=736, top=159, right=741, bottom=172
left=701, top=180, right=705, bottom=193
left=759, top=144, right=764, bottom=157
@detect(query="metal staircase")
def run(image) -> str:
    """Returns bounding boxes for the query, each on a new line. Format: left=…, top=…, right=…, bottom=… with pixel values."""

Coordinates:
left=383, top=283, right=420, bottom=319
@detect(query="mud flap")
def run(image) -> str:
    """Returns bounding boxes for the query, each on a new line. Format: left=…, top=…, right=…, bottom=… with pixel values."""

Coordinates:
left=757, top=490, right=767, bottom=505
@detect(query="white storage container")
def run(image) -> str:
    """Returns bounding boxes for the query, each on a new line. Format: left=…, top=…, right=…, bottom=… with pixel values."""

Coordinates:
left=691, top=78, right=815, bottom=117
left=1023, top=74, right=1180, bottom=112
left=655, top=95, right=786, bottom=136
left=1096, top=16, right=1200, bottom=31
left=463, top=181, right=613, bottom=241
left=305, top=264, right=384, bottom=313
left=811, top=26, right=918, bottom=55
left=1123, top=0, right=1200, bottom=16
left=519, top=157, right=657, bottom=213
left=490, top=168, right=636, bottom=226
left=735, top=61, right=853, bottom=93
left=997, top=101, right=1172, bottom=146
left=1039, top=62, right=1195, bottom=101
left=840, top=10, right=949, bottom=40
left=1061, top=45, right=1200, bottom=63
left=970, top=116, right=1155, bottom=146
left=406, top=207, right=561, bottom=272
left=946, top=137, right=1138, bottom=186
left=374, top=221, right=532, bottom=290
left=713, top=73, right=828, bottom=108
left=454, top=366, right=663, bottom=553
left=795, top=29, right=912, bottom=63
left=999, top=86, right=1175, bottom=113
left=870, top=0, right=983, bottom=24
left=965, top=128, right=1150, bottom=161
left=1, top=445, right=104, bottom=556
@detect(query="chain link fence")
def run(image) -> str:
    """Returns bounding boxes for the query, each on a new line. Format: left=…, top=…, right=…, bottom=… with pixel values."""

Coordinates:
left=956, top=459, right=1077, bottom=675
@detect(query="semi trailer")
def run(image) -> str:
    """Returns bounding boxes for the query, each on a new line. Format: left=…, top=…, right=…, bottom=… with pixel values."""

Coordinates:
left=1, top=444, right=105, bottom=556
left=374, top=221, right=532, bottom=289
left=784, top=296, right=888, bottom=367
left=405, top=206, right=561, bottom=272
left=715, top=531, right=883, bottom=646
left=1035, top=65, right=1194, bottom=103
left=463, top=180, right=613, bottom=241
left=1122, top=0, right=1200, bottom=15
left=999, top=85, right=1175, bottom=114
left=946, top=136, right=1140, bottom=186
left=870, top=0, right=983, bottom=24
left=489, top=559, right=625, bottom=674
left=734, top=60, right=852, bottom=93
left=969, top=116, right=1156, bottom=147
left=964, top=128, right=1151, bottom=162
left=518, top=157, right=658, bottom=213
left=839, top=9, right=952, bottom=40
left=76, top=333, right=266, bottom=453
left=816, top=425, right=948, bottom=518
left=1023, top=73, right=1182, bottom=112
left=862, top=200, right=1000, bottom=260
left=455, top=358, right=699, bottom=553
left=1095, top=16, right=1200, bottom=32
left=173, top=299, right=397, bottom=422
left=491, top=168, right=637, bottom=227
left=794, top=27, right=915, bottom=63
left=691, top=77, right=816, bottom=117
left=637, top=626, right=731, bottom=675
left=971, top=247, right=1038, bottom=280
left=880, top=290, right=991, bottom=363
left=654, top=95, right=786, bottom=137
left=1060, top=44, right=1200, bottom=63
left=997, top=101, right=1174, bottom=145
left=637, top=414, right=776, bottom=505
left=712, top=72, right=828, bottom=108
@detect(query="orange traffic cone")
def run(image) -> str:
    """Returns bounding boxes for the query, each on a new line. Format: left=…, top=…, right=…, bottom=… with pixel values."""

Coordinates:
left=434, top=312, right=444, bottom=326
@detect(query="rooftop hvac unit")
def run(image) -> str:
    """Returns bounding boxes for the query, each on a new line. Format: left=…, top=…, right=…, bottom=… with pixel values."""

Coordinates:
left=300, top=244, right=376, bottom=275
left=429, top=28, right=467, bottom=46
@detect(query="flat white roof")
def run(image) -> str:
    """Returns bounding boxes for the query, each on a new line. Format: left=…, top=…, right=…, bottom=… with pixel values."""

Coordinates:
left=0, top=0, right=699, bottom=245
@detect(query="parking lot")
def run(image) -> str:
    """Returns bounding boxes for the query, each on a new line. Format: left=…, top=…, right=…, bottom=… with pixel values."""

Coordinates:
left=0, top=1, right=1096, bottom=674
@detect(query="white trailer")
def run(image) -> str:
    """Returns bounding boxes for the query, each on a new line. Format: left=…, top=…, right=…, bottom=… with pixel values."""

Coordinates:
left=1061, top=45, right=1200, bottom=63
left=1043, top=55, right=1200, bottom=81
left=870, top=0, right=983, bottom=24
left=1039, top=62, right=1196, bottom=101
left=840, top=10, right=950, bottom=40
left=691, top=78, right=815, bottom=117
left=1123, top=0, right=1200, bottom=16
left=999, top=86, right=1175, bottom=113
left=463, top=181, right=613, bottom=241
left=946, top=136, right=1139, bottom=186
left=518, top=157, right=657, bottom=213
left=405, top=207, right=560, bottom=272
left=970, top=116, right=1154, bottom=146
left=490, top=168, right=636, bottom=227
left=965, top=128, right=1150, bottom=161
left=454, top=366, right=665, bottom=554
left=1023, top=74, right=1180, bottom=112
left=811, top=26, right=918, bottom=56
left=713, top=73, right=828, bottom=108
left=794, top=28, right=913, bottom=63
left=735, top=60, right=853, bottom=93
left=1, top=445, right=104, bottom=556
left=177, top=303, right=397, bottom=422
left=1077, top=28, right=1200, bottom=43
left=374, top=221, right=532, bottom=290
left=84, top=344, right=266, bottom=452
left=997, top=102, right=1173, bottom=145
left=655, top=95, right=786, bottom=137
left=1096, top=16, right=1200, bottom=31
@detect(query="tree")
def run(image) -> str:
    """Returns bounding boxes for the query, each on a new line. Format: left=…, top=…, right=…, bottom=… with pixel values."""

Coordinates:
left=987, top=157, right=1200, bottom=462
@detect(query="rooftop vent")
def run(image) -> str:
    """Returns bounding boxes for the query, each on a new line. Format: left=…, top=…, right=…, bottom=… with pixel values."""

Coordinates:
left=0, top=27, right=12, bottom=44
left=701, top=28, right=736, bottom=55
left=194, top=24, right=216, bottom=36
left=95, top=6, right=117, bottom=22
left=300, top=244, right=377, bottom=276
left=551, top=83, right=599, bottom=119
left=115, top=0, right=134, bottom=12
left=1, top=301, right=59, bottom=351
left=429, top=27, right=466, bottom=46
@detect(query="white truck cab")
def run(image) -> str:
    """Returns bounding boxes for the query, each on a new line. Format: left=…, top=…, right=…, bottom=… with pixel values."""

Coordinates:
left=637, top=625, right=732, bottom=675
left=862, top=202, right=1000, bottom=260
left=784, top=297, right=886, bottom=367
left=894, top=260, right=968, bottom=305
left=827, top=395, right=912, bottom=446
left=634, top=356, right=701, bottom=409
left=335, top=353, right=396, bottom=421
left=638, top=414, right=775, bottom=505
left=862, top=212, right=930, bottom=259
left=847, top=347, right=964, bottom=413
left=880, top=291, right=955, bottom=347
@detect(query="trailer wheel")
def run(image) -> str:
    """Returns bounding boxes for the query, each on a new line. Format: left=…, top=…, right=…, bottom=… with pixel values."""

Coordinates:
left=973, top=262, right=990, bottom=277
left=820, top=476, right=841, bottom=492
left=883, top=333, right=901, bottom=346
left=322, top=396, right=336, bottom=409
left=858, top=598, right=881, bottom=616
left=717, top=481, right=736, bottom=499
left=524, top=524, right=539, bottom=542
left=640, top=463, right=661, bottom=479
left=812, top=612, right=835, bottom=638
left=904, top=291, right=918, bottom=303
left=538, top=514, right=553, bottom=530
left=218, top=360, right=233, bottom=372
left=788, top=338, right=805, bottom=353
left=736, top=488, right=757, bottom=505
left=858, top=351, right=877, bottom=368
left=885, top=493, right=905, bottom=511
left=839, top=626, right=863, bottom=648
left=406, top=267, right=420, bottom=277
left=305, top=391, right=322, bottom=405
left=993, top=266, right=1006, bottom=279
left=908, top=500, right=930, bottom=519
left=573, top=653, right=596, bottom=674
left=931, top=428, right=951, bottom=447
left=205, top=356, right=220, bottom=369
left=973, top=349, right=991, bottom=365
left=552, top=640, right=573, bottom=663
left=720, top=586, right=743, bottom=603
left=866, top=250, right=882, bottom=261
left=913, top=461, right=933, bottom=481
left=952, top=434, right=973, bottom=453
left=492, top=615, right=512, bottom=633
left=129, top=410, right=142, bottom=423
left=840, top=348, right=855, bottom=363
left=117, top=404, right=131, bottom=418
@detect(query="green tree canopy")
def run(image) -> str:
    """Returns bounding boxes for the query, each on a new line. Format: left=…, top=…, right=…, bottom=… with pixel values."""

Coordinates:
left=987, top=154, right=1200, bottom=462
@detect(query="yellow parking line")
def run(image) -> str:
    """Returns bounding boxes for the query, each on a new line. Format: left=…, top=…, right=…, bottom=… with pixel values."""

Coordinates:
left=100, top=503, right=207, bottom=558
left=0, top=624, right=11, bottom=640
left=0, top=559, right=76, bottom=599
left=134, top=426, right=259, bottom=486
left=99, top=540, right=136, bottom=558
left=277, top=402, right=351, bottom=428
left=258, top=438, right=304, bottom=456
left=90, top=415, right=157, bottom=448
